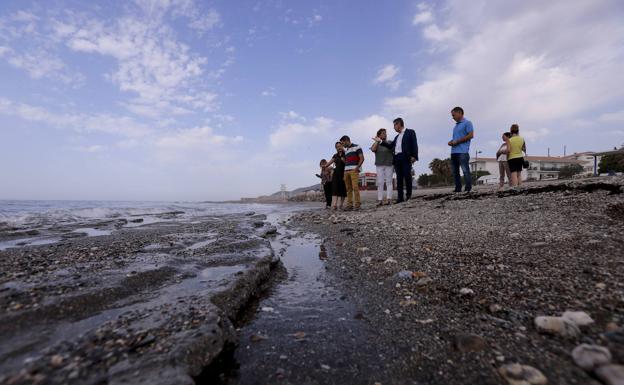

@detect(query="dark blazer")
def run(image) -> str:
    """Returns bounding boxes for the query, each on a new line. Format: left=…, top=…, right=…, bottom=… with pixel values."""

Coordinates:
left=388, top=128, right=418, bottom=161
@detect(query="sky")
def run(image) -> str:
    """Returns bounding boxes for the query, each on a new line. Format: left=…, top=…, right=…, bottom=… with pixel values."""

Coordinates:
left=1, top=0, right=623, bottom=201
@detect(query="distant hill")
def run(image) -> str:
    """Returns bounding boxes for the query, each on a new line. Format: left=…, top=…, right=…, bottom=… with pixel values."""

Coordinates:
left=270, top=183, right=320, bottom=197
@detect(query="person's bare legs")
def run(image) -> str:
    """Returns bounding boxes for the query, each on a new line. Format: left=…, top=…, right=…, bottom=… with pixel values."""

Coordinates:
left=517, top=171, right=522, bottom=187
left=510, top=172, right=518, bottom=187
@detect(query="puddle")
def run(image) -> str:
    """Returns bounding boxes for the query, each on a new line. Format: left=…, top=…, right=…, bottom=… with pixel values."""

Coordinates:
left=0, top=237, right=62, bottom=251
left=188, top=239, right=217, bottom=250
left=197, top=216, right=395, bottom=384
left=72, top=228, right=112, bottom=237
left=200, top=265, right=246, bottom=281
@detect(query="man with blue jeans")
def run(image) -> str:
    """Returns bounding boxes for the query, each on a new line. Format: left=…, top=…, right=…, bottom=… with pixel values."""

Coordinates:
left=447, top=106, right=474, bottom=192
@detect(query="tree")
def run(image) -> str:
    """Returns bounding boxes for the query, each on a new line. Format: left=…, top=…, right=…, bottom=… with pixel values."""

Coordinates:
left=598, top=153, right=624, bottom=174
left=428, top=158, right=453, bottom=185
left=559, top=164, right=584, bottom=179
left=417, top=174, right=430, bottom=187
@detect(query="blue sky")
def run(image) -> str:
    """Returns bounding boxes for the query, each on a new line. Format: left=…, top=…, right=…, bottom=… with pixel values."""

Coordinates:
left=1, top=0, right=623, bottom=201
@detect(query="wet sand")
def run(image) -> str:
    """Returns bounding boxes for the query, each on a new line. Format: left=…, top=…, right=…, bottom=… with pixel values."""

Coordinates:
left=0, top=210, right=288, bottom=385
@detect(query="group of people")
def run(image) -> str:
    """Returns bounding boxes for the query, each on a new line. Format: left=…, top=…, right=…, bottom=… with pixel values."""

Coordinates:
left=317, top=106, right=527, bottom=209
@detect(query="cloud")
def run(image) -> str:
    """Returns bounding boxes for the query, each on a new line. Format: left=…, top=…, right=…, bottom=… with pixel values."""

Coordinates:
left=188, top=9, right=221, bottom=32
left=269, top=116, right=334, bottom=147
left=0, top=13, right=85, bottom=85
left=309, top=14, right=323, bottom=26
left=155, top=126, right=242, bottom=149
left=0, top=98, right=151, bottom=137
left=599, top=110, right=624, bottom=123
left=413, top=11, right=433, bottom=25
left=261, top=87, right=277, bottom=97
left=73, top=145, right=106, bottom=153
left=389, top=0, right=624, bottom=144
left=374, top=64, right=401, bottom=90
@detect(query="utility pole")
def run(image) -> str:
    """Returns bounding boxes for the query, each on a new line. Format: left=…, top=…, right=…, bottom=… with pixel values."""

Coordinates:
left=564, top=145, right=567, bottom=156
left=547, top=147, right=550, bottom=157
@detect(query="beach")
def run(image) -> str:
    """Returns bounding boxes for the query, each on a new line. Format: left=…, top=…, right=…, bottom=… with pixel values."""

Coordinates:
left=1, top=178, right=623, bottom=385
left=0, top=202, right=311, bottom=385
left=286, top=177, right=624, bottom=384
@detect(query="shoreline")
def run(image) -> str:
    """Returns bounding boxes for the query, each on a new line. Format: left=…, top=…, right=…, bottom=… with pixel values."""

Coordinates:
left=0, top=209, right=297, bottom=385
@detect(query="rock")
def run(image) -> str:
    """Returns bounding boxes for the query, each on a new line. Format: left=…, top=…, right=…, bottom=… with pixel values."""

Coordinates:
left=490, top=304, right=503, bottom=313
left=453, top=334, right=488, bottom=353
left=253, top=221, right=264, bottom=228
left=606, top=323, right=620, bottom=332
left=416, top=277, right=433, bottom=287
left=383, top=257, right=397, bottom=264
left=562, top=311, right=594, bottom=327
left=129, top=218, right=144, bottom=223
left=396, top=270, right=413, bottom=280
left=572, top=344, right=611, bottom=371
left=320, top=364, right=330, bottom=370
left=261, top=306, right=274, bottom=312
left=50, top=354, right=64, bottom=367
left=360, top=257, right=372, bottom=264
left=498, top=363, right=548, bottom=385
left=250, top=334, right=268, bottom=342
left=259, top=226, right=278, bottom=238
left=459, top=288, right=474, bottom=296
left=356, top=247, right=369, bottom=254
left=595, top=365, right=624, bottom=385
left=534, top=316, right=581, bottom=338
left=596, top=282, right=607, bottom=290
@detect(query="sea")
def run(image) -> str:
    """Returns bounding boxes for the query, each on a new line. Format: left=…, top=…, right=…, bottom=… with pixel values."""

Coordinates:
left=0, top=200, right=284, bottom=251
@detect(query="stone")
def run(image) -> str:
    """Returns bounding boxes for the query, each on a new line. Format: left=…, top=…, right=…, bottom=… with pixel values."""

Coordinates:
left=396, top=270, right=413, bottom=279
left=356, top=247, right=369, bottom=254
left=459, top=288, right=474, bottom=296
left=534, top=316, right=581, bottom=338
left=250, top=334, right=268, bottom=342
left=498, top=363, right=548, bottom=385
left=415, top=277, right=433, bottom=287
left=490, top=304, right=503, bottom=313
left=606, top=322, right=620, bottom=332
left=562, top=311, right=594, bottom=327
left=572, top=344, right=611, bottom=371
left=453, top=334, right=488, bottom=353
left=383, top=257, right=397, bottom=264
left=595, top=365, right=624, bottom=385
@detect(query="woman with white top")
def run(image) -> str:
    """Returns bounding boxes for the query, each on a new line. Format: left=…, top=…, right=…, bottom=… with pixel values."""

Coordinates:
left=371, top=128, right=394, bottom=206
left=496, top=132, right=512, bottom=191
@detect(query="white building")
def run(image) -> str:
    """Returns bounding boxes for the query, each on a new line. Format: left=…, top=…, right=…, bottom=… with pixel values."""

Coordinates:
left=470, top=156, right=585, bottom=182
left=563, top=152, right=602, bottom=175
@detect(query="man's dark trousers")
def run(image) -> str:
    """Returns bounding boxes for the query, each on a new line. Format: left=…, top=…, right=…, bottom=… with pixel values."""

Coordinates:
left=451, top=153, right=472, bottom=192
left=394, top=153, right=413, bottom=202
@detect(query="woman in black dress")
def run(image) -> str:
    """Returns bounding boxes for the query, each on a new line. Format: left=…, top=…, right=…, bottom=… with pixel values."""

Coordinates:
left=323, top=141, right=347, bottom=210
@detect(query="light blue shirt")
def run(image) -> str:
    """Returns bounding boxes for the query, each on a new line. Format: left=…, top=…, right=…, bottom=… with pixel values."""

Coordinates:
left=451, top=118, right=474, bottom=154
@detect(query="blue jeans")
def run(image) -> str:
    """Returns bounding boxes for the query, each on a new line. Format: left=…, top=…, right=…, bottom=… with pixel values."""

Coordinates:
left=451, top=153, right=471, bottom=192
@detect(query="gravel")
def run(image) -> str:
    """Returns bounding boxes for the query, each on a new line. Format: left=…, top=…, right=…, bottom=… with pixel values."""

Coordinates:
left=287, top=177, right=624, bottom=384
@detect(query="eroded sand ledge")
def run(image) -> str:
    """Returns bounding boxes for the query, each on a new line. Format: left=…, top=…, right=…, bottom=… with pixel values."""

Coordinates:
left=0, top=212, right=283, bottom=385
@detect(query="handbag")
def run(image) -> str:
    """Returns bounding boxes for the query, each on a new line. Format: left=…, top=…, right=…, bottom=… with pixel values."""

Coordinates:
left=522, top=149, right=529, bottom=169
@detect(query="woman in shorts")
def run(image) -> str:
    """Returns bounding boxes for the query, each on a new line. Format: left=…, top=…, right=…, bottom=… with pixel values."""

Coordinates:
left=505, top=124, right=527, bottom=187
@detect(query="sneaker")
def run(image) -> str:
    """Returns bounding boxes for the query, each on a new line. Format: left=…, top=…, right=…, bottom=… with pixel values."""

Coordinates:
left=343, top=206, right=353, bottom=211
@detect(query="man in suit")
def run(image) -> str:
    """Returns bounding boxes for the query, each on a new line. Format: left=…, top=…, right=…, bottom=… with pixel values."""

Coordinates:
left=390, top=117, right=418, bottom=203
